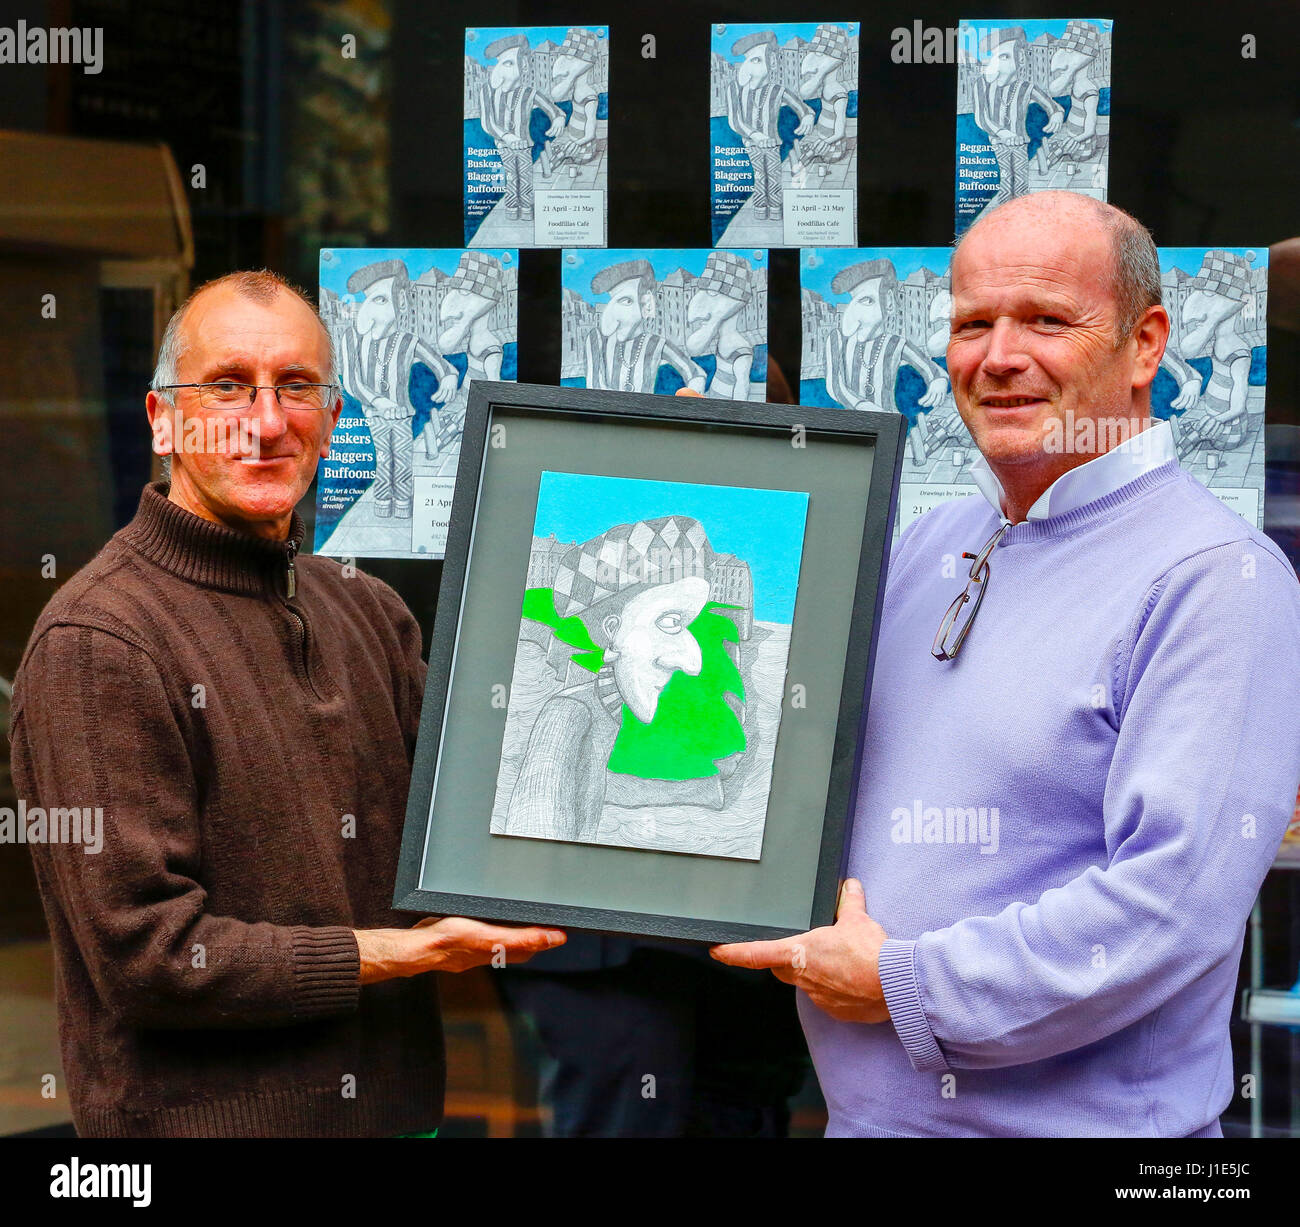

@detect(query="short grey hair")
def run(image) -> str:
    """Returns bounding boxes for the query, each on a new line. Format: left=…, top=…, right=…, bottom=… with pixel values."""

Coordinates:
left=151, top=269, right=336, bottom=407
left=953, top=192, right=1162, bottom=346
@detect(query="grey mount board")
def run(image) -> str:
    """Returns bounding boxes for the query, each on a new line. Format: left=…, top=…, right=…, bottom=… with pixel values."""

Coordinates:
left=393, top=381, right=904, bottom=943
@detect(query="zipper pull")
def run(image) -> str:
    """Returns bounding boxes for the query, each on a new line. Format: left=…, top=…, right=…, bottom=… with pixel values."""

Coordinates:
left=286, top=539, right=297, bottom=600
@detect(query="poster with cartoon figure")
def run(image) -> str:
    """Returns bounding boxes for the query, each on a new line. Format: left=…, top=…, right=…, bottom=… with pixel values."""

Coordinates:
left=955, top=18, right=1112, bottom=235
left=464, top=25, right=609, bottom=248
left=562, top=249, right=768, bottom=400
left=315, top=248, right=518, bottom=559
left=801, top=247, right=980, bottom=534
left=800, top=245, right=1270, bottom=534
left=1155, top=247, right=1268, bottom=527
left=710, top=21, right=858, bottom=249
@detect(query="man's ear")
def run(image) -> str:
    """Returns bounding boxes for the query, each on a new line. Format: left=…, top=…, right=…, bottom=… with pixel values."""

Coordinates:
left=1130, top=304, right=1171, bottom=392
left=640, top=291, right=656, bottom=320
left=145, top=391, right=175, bottom=457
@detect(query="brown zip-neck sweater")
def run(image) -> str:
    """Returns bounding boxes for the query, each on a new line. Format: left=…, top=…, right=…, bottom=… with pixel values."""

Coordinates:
left=8, top=482, right=444, bottom=1137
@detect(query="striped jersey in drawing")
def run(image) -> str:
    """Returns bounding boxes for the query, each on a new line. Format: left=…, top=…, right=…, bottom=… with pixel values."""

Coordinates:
left=582, top=327, right=701, bottom=394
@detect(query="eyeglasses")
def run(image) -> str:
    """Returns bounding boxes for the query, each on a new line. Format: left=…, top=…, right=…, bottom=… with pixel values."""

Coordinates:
left=931, top=522, right=1010, bottom=662
left=158, top=382, right=338, bottom=411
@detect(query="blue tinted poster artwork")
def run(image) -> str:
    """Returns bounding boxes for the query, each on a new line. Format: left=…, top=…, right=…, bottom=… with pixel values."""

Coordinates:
left=465, top=25, right=609, bottom=249
left=710, top=20, right=858, bottom=248
left=1154, top=247, right=1268, bottom=527
left=561, top=249, right=768, bottom=401
left=491, top=471, right=810, bottom=860
left=955, top=18, right=1112, bottom=235
left=315, top=248, right=518, bottom=559
left=800, top=247, right=979, bottom=534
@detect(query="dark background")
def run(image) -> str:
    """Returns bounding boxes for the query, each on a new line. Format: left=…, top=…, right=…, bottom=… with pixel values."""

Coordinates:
left=1, top=0, right=1298, bottom=1135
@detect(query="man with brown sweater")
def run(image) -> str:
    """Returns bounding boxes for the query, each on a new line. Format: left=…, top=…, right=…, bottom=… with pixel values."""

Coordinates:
left=8, top=270, right=563, bottom=1137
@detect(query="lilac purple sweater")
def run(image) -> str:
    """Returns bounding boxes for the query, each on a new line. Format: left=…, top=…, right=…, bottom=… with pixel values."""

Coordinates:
left=800, top=462, right=1300, bottom=1136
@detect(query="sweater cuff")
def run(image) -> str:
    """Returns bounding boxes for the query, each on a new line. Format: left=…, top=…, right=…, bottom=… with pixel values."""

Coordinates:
left=290, top=926, right=361, bottom=1020
left=878, top=938, right=949, bottom=1073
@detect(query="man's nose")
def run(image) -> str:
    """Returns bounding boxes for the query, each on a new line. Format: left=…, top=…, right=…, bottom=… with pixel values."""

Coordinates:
left=981, top=319, right=1029, bottom=376
left=251, top=386, right=289, bottom=438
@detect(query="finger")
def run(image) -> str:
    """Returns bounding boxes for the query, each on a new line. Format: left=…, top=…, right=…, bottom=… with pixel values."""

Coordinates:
left=836, top=878, right=867, bottom=918
left=710, top=938, right=798, bottom=970
left=438, top=919, right=566, bottom=951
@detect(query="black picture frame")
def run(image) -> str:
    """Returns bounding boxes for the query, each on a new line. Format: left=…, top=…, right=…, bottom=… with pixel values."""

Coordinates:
left=393, top=380, right=906, bottom=944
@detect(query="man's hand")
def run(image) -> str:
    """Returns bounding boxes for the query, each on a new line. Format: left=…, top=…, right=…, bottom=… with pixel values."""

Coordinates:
left=794, top=113, right=814, bottom=138
left=354, top=918, right=565, bottom=984
left=710, top=879, right=890, bottom=1023
left=1044, top=108, right=1065, bottom=134
left=546, top=116, right=566, bottom=139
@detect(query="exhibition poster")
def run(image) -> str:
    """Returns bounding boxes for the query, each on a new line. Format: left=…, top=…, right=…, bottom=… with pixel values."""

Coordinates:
left=562, top=248, right=768, bottom=400
left=955, top=18, right=1112, bottom=235
left=710, top=21, right=859, bottom=249
left=464, top=25, right=609, bottom=249
left=1155, top=247, right=1268, bottom=527
left=800, top=247, right=978, bottom=534
left=314, top=247, right=518, bottom=559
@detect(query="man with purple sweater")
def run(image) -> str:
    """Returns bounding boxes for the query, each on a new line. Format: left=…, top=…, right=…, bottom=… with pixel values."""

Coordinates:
left=714, top=191, right=1300, bottom=1137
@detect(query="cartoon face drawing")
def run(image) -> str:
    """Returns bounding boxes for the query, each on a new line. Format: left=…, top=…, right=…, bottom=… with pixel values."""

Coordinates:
left=1048, top=45, right=1091, bottom=93
left=600, top=575, right=710, bottom=724
left=686, top=287, right=744, bottom=353
left=840, top=277, right=890, bottom=341
left=489, top=46, right=523, bottom=90
left=437, top=286, right=492, bottom=352
left=799, top=49, right=838, bottom=96
left=551, top=51, right=590, bottom=99
left=1180, top=288, right=1243, bottom=358
left=599, top=275, right=654, bottom=341
left=737, top=44, right=772, bottom=88
left=983, top=42, right=1018, bottom=86
left=356, top=277, right=398, bottom=338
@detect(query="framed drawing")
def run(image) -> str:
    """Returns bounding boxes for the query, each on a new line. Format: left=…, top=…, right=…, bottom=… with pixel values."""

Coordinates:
left=393, top=381, right=905, bottom=943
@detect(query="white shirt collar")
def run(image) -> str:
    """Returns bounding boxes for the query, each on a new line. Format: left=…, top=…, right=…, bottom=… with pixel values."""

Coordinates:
left=969, top=419, right=1176, bottom=524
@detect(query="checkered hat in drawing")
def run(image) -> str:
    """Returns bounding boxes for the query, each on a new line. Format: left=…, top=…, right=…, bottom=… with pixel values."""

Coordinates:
left=485, top=33, right=530, bottom=60
left=732, top=30, right=777, bottom=57
left=695, top=251, right=751, bottom=302
left=558, top=27, right=600, bottom=64
left=1057, top=19, right=1102, bottom=58
left=806, top=23, right=850, bottom=62
left=1189, top=250, right=1253, bottom=302
left=552, top=516, right=716, bottom=620
left=981, top=25, right=1027, bottom=55
left=447, top=250, right=502, bottom=300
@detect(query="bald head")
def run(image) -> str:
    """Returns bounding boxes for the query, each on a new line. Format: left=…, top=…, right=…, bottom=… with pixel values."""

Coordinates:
left=954, top=192, right=1161, bottom=344
left=152, top=270, right=334, bottom=402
